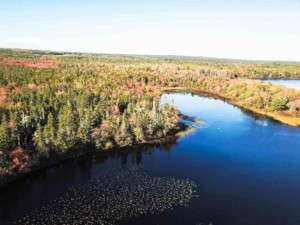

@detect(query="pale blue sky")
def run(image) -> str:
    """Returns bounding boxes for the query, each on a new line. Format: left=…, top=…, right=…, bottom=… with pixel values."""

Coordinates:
left=1, top=0, right=300, bottom=61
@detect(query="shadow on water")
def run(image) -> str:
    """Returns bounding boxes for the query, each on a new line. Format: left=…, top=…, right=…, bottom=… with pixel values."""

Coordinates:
left=0, top=141, right=179, bottom=225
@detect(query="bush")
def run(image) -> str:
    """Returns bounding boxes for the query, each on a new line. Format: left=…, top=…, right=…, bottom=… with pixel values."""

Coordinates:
left=269, top=98, right=287, bottom=111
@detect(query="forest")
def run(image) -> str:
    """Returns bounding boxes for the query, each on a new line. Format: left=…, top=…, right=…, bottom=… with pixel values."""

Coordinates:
left=0, top=48, right=300, bottom=181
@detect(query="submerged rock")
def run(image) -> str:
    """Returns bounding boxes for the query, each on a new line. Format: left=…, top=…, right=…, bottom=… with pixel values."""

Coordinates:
left=15, top=167, right=197, bottom=225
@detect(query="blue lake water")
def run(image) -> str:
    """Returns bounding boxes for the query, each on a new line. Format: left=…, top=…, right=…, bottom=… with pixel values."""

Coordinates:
left=262, top=79, right=300, bottom=90
left=1, top=92, right=300, bottom=225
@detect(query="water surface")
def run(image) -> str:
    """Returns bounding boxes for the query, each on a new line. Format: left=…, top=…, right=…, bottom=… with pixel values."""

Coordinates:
left=262, top=79, right=300, bottom=90
left=1, top=92, right=300, bottom=225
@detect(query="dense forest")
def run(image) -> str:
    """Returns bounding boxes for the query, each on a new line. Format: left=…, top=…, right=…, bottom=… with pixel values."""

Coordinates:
left=0, top=48, right=300, bottom=181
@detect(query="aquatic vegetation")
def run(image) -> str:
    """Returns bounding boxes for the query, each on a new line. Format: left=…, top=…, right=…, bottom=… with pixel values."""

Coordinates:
left=15, top=168, right=197, bottom=225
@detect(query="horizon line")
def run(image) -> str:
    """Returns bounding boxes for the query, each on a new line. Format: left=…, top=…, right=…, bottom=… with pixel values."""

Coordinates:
left=1, top=46, right=300, bottom=64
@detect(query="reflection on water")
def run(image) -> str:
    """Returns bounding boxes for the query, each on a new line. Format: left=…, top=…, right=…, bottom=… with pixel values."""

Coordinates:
left=262, top=79, right=300, bottom=90
left=1, top=92, right=300, bottom=225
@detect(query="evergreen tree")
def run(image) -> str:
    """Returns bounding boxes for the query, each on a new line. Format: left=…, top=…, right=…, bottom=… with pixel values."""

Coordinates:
left=77, top=110, right=94, bottom=143
left=33, top=124, right=47, bottom=156
left=57, top=106, right=79, bottom=152
left=0, top=114, right=12, bottom=150
left=134, top=114, right=145, bottom=141
left=40, top=112, right=57, bottom=156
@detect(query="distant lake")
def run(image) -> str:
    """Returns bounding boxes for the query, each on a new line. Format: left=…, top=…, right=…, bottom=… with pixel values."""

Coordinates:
left=262, top=79, right=300, bottom=90
left=1, top=92, right=300, bottom=225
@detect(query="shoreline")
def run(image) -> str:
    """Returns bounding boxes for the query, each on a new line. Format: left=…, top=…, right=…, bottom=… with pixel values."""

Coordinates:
left=229, top=101, right=300, bottom=127
left=260, top=78, right=300, bottom=81
left=0, top=122, right=194, bottom=190
left=162, top=87, right=300, bottom=127
left=2, top=86, right=299, bottom=189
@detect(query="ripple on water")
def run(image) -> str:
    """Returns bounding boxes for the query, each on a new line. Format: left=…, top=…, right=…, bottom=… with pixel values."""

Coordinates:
left=15, top=167, right=197, bottom=225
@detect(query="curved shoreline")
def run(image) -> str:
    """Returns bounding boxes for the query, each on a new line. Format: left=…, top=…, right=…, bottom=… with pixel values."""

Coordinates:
left=162, top=87, right=300, bottom=127
left=1, top=87, right=299, bottom=189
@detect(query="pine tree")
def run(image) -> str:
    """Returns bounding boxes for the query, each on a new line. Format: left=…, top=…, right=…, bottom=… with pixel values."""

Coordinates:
left=57, top=106, right=79, bottom=152
left=41, top=112, right=57, bottom=156
left=115, top=114, right=133, bottom=146
left=134, top=114, right=145, bottom=141
left=77, top=110, right=94, bottom=143
left=0, top=114, right=11, bottom=150
left=33, top=124, right=47, bottom=156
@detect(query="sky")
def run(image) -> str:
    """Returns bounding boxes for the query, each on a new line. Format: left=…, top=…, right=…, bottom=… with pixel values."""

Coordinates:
left=0, top=0, right=300, bottom=61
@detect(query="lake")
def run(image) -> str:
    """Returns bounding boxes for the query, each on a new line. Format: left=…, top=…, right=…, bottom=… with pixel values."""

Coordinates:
left=1, top=92, right=300, bottom=225
left=262, top=79, right=300, bottom=90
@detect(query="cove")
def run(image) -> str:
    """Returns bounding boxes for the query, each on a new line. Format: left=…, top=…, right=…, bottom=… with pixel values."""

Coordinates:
left=1, top=92, right=300, bottom=225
